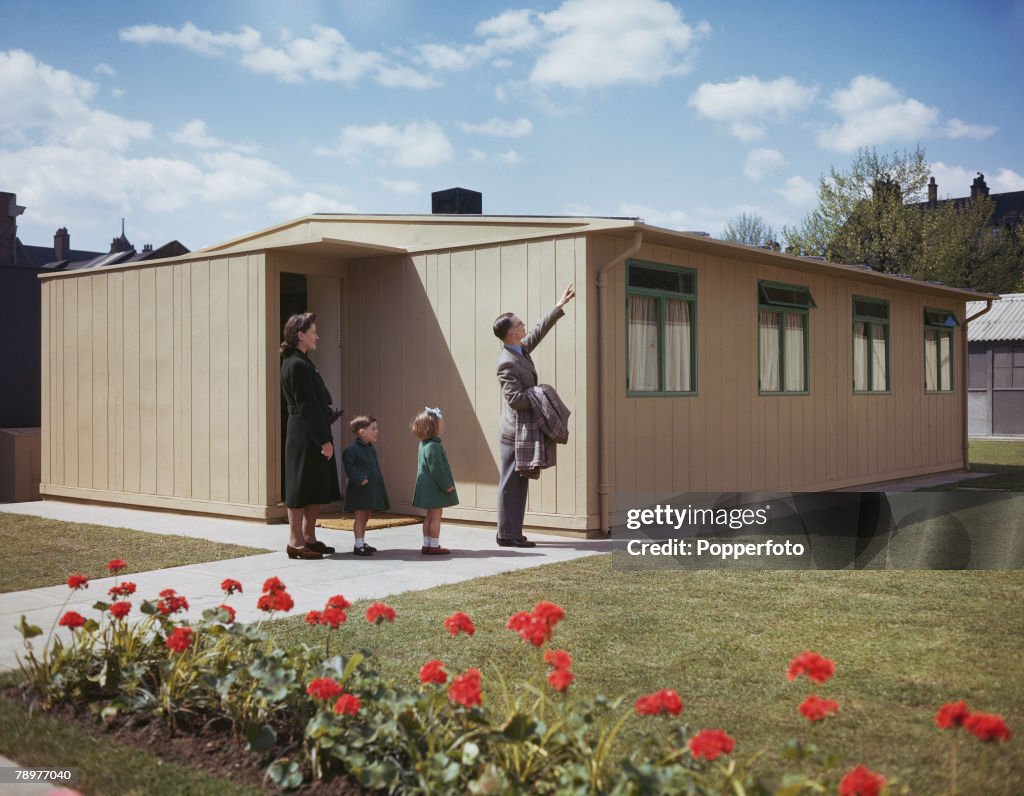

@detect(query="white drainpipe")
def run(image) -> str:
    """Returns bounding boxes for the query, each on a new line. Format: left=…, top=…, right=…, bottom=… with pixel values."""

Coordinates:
left=595, top=231, right=643, bottom=535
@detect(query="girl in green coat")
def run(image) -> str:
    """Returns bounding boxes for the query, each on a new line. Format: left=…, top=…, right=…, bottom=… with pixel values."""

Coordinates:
left=411, top=407, right=458, bottom=555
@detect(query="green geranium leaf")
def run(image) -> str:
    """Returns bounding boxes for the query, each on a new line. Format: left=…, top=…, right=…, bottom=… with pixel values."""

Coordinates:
left=501, top=712, right=537, bottom=742
left=17, top=616, right=43, bottom=639
left=245, top=722, right=277, bottom=753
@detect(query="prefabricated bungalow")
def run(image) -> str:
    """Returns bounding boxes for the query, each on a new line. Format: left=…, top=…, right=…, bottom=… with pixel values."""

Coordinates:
left=38, top=207, right=992, bottom=532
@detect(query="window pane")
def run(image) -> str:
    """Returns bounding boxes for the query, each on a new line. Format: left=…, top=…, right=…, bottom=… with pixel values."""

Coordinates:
left=925, top=308, right=958, bottom=327
left=628, top=295, right=659, bottom=391
left=854, top=299, right=889, bottom=321
left=629, top=266, right=693, bottom=295
left=939, top=333, right=952, bottom=391
left=784, top=314, right=806, bottom=391
left=759, top=311, right=780, bottom=391
left=925, top=329, right=938, bottom=390
left=853, top=321, right=868, bottom=390
left=871, top=324, right=887, bottom=390
left=663, top=299, right=692, bottom=392
left=1013, top=367, right=1024, bottom=389
left=760, top=282, right=814, bottom=308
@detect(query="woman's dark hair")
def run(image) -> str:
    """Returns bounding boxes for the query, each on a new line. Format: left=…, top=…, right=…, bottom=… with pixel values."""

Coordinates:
left=493, top=312, right=515, bottom=340
left=280, top=312, right=317, bottom=357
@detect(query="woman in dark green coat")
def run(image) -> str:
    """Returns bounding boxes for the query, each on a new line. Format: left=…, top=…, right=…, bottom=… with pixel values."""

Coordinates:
left=280, top=312, right=341, bottom=560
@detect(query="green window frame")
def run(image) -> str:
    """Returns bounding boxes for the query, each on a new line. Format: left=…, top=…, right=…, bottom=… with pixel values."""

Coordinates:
left=626, top=260, right=697, bottom=396
left=758, top=280, right=814, bottom=395
left=852, top=296, right=890, bottom=393
left=924, top=307, right=958, bottom=392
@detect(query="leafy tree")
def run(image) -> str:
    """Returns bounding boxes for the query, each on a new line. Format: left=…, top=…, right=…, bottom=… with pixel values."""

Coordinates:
left=783, top=146, right=1023, bottom=292
left=720, top=212, right=778, bottom=248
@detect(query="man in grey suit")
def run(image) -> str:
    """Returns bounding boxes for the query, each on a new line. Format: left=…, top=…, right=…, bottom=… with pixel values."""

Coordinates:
left=493, top=283, right=576, bottom=547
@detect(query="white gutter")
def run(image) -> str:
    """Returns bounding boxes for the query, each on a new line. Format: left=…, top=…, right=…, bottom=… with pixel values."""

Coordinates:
left=963, top=298, right=994, bottom=470
left=595, top=231, right=643, bottom=535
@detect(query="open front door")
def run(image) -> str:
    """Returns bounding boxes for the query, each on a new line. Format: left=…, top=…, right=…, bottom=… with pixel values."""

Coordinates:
left=307, top=275, right=344, bottom=502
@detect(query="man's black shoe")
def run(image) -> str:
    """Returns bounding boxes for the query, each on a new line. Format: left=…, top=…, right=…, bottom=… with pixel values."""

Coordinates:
left=496, top=537, right=536, bottom=548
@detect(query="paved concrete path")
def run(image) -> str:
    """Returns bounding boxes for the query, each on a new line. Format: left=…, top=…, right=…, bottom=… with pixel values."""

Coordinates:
left=0, top=502, right=614, bottom=673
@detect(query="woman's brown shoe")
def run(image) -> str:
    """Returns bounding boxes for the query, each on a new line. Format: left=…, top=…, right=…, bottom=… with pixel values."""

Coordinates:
left=287, top=545, right=323, bottom=560
left=305, top=540, right=336, bottom=555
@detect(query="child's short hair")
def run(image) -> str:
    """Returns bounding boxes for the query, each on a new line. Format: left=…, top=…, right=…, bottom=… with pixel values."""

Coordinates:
left=349, top=415, right=377, bottom=435
left=410, top=409, right=440, bottom=440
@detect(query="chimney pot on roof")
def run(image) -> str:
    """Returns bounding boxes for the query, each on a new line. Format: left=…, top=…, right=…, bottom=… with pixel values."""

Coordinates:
left=54, top=227, right=70, bottom=261
left=971, top=172, right=989, bottom=199
left=928, top=176, right=937, bottom=205
left=431, top=187, right=482, bottom=215
left=1, top=191, right=26, bottom=267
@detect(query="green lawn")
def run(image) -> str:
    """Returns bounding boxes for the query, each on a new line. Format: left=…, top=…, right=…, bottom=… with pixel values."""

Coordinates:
left=0, top=512, right=268, bottom=593
left=270, top=558, right=1024, bottom=794
left=945, top=439, right=1024, bottom=491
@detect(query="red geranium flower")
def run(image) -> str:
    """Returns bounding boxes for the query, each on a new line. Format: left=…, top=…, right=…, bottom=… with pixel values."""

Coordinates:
left=66, top=574, right=89, bottom=590
left=444, top=611, right=475, bottom=636
left=448, top=668, right=483, bottom=707
left=321, top=607, right=347, bottom=627
left=165, top=626, right=194, bottom=654
left=533, top=600, right=565, bottom=628
left=548, top=667, right=575, bottom=691
left=935, top=700, right=969, bottom=730
left=635, top=688, right=683, bottom=717
left=220, top=578, right=243, bottom=595
left=257, top=590, right=294, bottom=613
left=305, top=610, right=323, bottom=625
left=109, top=601, right=131, bottom=620
left=787, top=651, right=835, bottom=684
left=507, top=611, right=551, bottom=647
left=544, top=649, right=573, bottom=670
left=108, top=581, right=136, bottom=597
left=799, top=695, right=840, bottom=721
left=963, top=712, right=1012, bottom=742
left=689, top=729, right=736, bottom=761
left=326, top=594, right=351, bottom=611
left=306, top=678, right=343, bottom=701
left=58, top=611, right=86, bottom=629
left=217, top=604, right=236, bottom=624
left=105, top=559, right=127, bottom=573
left=419, top=659, right=448, bottom=685
left=365, top=602, right=396, bottom=624
left=839, top=765, right=886, bottom=796
left=262, top=576, right=287, bottom=594
left=333, top=693, right=361, bottom=716
left=157, top=588, right=189, bottom=615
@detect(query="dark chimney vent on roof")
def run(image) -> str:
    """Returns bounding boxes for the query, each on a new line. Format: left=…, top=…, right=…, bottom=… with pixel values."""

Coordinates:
left=54, top=227, right=70, bottom=261
left=432, top=187, right=482, bottom=215
left=971, top=172, right=989, bottom=199
left=928, top=176, right=937, bottom=205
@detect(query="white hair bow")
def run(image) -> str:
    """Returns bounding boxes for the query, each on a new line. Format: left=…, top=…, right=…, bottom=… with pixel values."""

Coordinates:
left=425, top=406, right=443, bottom=418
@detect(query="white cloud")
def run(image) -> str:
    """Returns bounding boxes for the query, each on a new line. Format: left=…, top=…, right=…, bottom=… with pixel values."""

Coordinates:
left=457, top=117, right=533, bottom=137
left=0, top=49, right=151, bottom=150
left=94, top=62, right=116, bottom=76
left=496, top=149, right=525, bottom=165
left=171, top=119, right=258, bottom=153
left=531, top=0, right=708, bottom=88
left=818, top=75, right=939, bottom=153
left=775, top=175, right=817, bottom=206
left=120, top=22, right=434, bottom=89
left=379, top=179, right=421, bottom=195
left=689, top=75, right=817, bottom=141
left=418, top=43, right=471, bottom=71
left=744, top=148, right=786, bottom=181
left=942, top=118, right=997, bottom=140
left=110, top=88, right=125, bottom=99
left=619, top=203, right=692, bottom=230
left=269, top=191, right=358, bottom=218
left=991, top=168, right=1024, bottom=192
left=315, top=120, right=453, bottom=168
left=468, top=148, right=487, bottom=161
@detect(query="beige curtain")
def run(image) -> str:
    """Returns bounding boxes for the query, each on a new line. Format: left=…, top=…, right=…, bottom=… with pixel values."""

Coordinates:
left=853, top=321, right=868, bottom=390
left=939, top=332, right=952, bottom=390
left=759, top=311, right=780, bottom=391
left=925, top=329, right=938, bottom=390
left=629, top=295, right=658, bottom=391
left=871, top=325, right=887, bottom=390
left=784, top=314, right=805, bottom=391
left=664, top=299, right=691, bottom=392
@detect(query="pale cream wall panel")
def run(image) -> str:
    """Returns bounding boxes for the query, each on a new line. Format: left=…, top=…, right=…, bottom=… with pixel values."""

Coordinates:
left=138, top=268, right=157, bottom=495
left=108, top=273, right=124, bottom=492
left=228, top=256, right=251, bottom=504
left=208, top=260, right=230, bottom=503
left=40, top=281, right=50, bottom=485
left=51, top=280, right=64, bottom=486
left=449, top=250, right=479, bottom=507
left=190, top=263, right=211, bottom=501
left=61, top=279, right=77, bottom=487
left=553, top=236, right=579, bottom=515
left=76, top=277, right=93, bottom=489
left=91, top=275, right=109, bottom=491
left=155, top=267, right=175, bottom=496
left=248, top=255, right=263, bottom=505
left=173, top=262, right=193, bottom=499
left=474, top=246, right=501, bottom=510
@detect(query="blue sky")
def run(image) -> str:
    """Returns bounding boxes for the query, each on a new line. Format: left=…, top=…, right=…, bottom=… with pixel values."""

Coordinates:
left=2, top=0, right=1022, bottom=253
